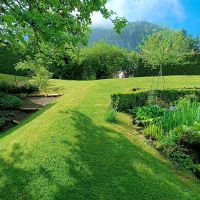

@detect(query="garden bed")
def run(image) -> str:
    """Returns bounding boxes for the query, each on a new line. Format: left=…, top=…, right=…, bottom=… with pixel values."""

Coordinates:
left=0, top=95, right=59, bottom=133
left=111, top=89, right=200, bottom=179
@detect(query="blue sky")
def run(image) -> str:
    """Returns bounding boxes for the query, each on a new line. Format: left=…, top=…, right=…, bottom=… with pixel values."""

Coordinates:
left=92, top=0, right=200, bottom=36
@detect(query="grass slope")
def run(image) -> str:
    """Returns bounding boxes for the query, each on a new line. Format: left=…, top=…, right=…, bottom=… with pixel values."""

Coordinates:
left=0, top=74, right=200, bottom=199
left=0, top=73, right=28, bottom=83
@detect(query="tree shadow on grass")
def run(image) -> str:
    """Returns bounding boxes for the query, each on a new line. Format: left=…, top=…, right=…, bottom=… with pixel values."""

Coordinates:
left=0, top=143, right=33, bottom=199
left=53, top=110, right=200, bottom=200
left=0, top=110, right=199, bottom=200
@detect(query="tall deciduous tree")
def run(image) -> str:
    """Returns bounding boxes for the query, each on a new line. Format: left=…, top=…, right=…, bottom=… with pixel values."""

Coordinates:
left=141, top=30, right=190, bottom=76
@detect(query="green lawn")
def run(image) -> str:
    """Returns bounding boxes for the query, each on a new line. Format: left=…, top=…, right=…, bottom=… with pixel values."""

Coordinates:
left=0, top=73, right=200, bottom=199
left=0, top=73, right=29, bottom=83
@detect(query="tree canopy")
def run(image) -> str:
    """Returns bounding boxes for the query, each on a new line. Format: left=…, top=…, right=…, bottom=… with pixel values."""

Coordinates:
left=1, top=0, right=127, bottom=48
left=79, top=41, right=138, bottom=79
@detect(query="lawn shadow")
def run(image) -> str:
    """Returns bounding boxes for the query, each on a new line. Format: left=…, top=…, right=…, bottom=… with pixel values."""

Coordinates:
left=0, top=143, right=33, bottom=199
left=53, top=110, right=200, bottom=199
left=0, top=109, right=199, bottom=199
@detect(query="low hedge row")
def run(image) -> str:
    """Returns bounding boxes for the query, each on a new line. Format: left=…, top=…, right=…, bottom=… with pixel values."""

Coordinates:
left=134, top=53, right=200, bottom=77
left=111, top=89, right=200, bottom=112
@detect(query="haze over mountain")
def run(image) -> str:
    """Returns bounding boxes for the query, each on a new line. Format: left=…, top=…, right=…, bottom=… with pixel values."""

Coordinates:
left=88, top=21, right=162, bottom=50
left=91, top=0, right=200, bottom=36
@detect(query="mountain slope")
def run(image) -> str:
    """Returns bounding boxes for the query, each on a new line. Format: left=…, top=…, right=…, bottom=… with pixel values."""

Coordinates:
left=89, top=21, right=162, bottom=49
left=0, top=74, right=200, bottom=199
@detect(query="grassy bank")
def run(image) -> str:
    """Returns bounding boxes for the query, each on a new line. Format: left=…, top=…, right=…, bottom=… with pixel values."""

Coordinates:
left=0, top=74, right=200, bottom=199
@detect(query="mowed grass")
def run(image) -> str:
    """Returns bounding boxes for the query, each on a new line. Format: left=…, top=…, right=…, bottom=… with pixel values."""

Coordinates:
left=0, top=73, right=29, bottom=83
left=0, top=73, right=200, bottom=199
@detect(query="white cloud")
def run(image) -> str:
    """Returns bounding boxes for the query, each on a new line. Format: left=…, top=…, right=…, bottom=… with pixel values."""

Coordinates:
left=91, top=0, right=186, bottom=28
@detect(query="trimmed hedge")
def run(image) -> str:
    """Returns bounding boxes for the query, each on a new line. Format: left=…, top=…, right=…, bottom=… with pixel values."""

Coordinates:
left=111, top=89, right=200, bottom=112
left=134, top=53, right=200, bottom=77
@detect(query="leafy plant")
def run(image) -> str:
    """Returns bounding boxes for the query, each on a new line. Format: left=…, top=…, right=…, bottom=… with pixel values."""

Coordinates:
left=135, top=105, right=166, bottom=125
left=0, top=81, right=38, bottom=94
left=16, top=56, right=52, bottom=90
left=162, top=98, right=200, bottom=133
left=0, top=93, right=22, bottom=109
left=169, top=151, right=195, bottom=169
left=105, top=107, right=117, bottom=123
left=144, top=124, right=163, bottom=140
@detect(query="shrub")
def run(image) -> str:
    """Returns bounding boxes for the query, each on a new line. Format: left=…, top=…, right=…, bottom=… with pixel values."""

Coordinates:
left=169, top=151, right=194, bottom=169
left=144, top=124, right=163, bottom=140
left=32, top=67, right=52, bottom=89
left=0, top=81, right=38, bottom=94
left=161, top=125, right=186, bottom=146
left=105, top=107, right=117, bottom=123
left=146, top=91, right=168, bottom=107
left=16, top=82, right=39, bottom=93
left=134, top=105, right=166, bottom=125
left=0, top=93, right=22, bottom=109
left=16, top=57, right=52, bottom=90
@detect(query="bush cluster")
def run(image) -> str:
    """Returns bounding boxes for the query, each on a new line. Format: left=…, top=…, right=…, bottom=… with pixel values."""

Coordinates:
left=0, top=81, right=38, bottom=94
left=0, top=93, right=22, bottom=109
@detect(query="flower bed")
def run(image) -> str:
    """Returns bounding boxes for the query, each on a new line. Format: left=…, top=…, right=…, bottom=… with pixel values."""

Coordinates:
left=111, top=89, right=200, bottom=178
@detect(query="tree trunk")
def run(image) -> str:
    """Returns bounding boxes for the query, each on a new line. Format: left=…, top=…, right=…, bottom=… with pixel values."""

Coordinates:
left=14, top=75, right=18, bottom=86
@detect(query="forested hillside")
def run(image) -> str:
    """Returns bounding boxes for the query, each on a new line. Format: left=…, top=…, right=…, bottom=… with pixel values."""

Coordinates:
left=89, top=21, right=162, bottom=49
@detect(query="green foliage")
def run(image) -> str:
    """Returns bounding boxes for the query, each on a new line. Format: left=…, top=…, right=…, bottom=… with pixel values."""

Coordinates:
left=105, top=107, right=117, bottom=123
left=32, top=67, right=52, bottom=90
left=144, top=124, right=163, bottom=140
left=135, top=105, right=165, bottom=125
left=0, top=81, right=38, bottom=94
left=0, top=93, right=22, bottom=109
left=162, top=98, right=200, bottom=133
left=134, top=58, right=200, bottom=77
left=105, top=97, right=118, bottom=123
left=1, top=0, right=127, bottom=48
left=0, top=46, right=26, bottom=75
left=181, top=124, right=200, bottom=146
left=166, top=148, right=195, bottom=169
left=16, top=56, right=52, bottom=89
left=113, top=89, right=200, bottom=173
